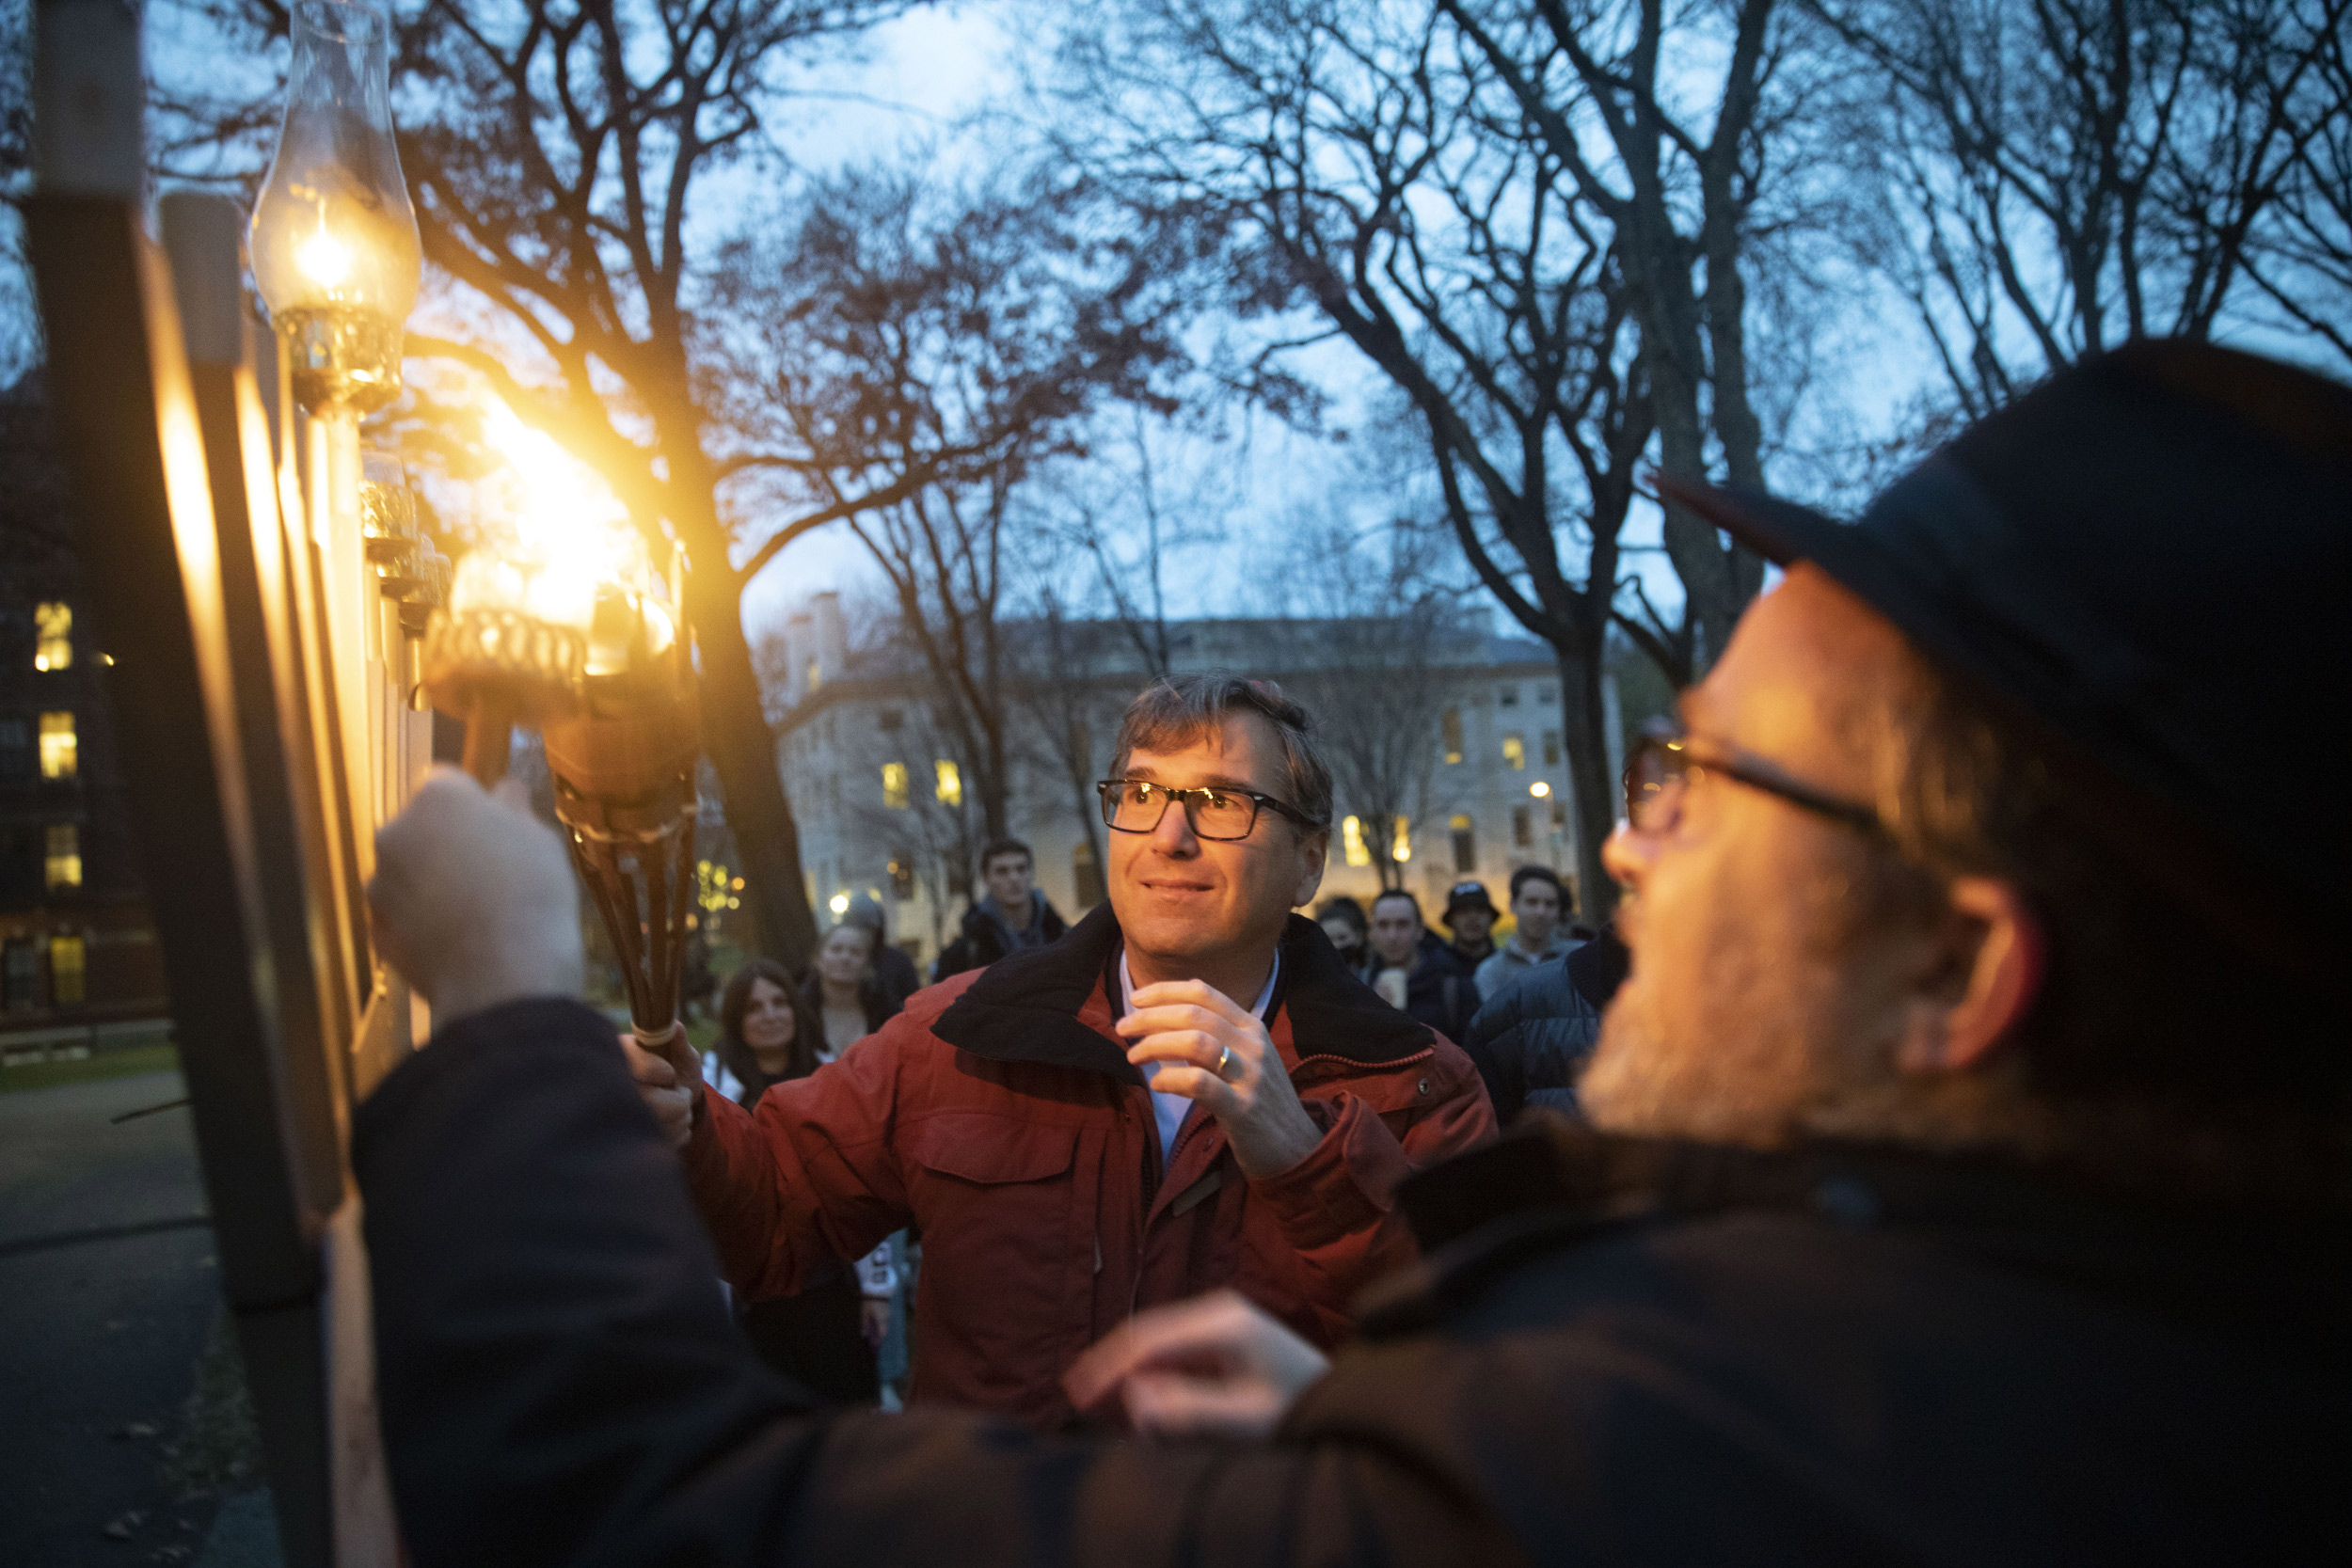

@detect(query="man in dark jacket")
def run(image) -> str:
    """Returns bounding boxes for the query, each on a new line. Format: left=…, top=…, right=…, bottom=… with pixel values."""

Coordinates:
left=1459, top=922, right=1628, bottom=1122
left=358, top=342, right=2352, bottom=1566
left=1436, top=879, right=1497, bottom=973
left=1363, top=888, right=1476, bottom=1040
left=841, top=893, right=922, bottom=1013
left=930, top=837, right=1068, bottom=980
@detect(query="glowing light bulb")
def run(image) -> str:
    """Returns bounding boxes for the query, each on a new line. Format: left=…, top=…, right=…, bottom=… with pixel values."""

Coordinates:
left=1530, top=781, right=1550, bottom=798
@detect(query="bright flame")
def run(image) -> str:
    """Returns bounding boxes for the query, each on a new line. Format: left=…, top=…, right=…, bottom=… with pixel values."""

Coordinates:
left=478, top=398, right=639, bottom=627
left=297, top=228, right=353, bottom=288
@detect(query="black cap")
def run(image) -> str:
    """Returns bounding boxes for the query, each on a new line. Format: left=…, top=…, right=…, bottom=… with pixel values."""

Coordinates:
left=1444, top=881, right=1495, bottom=921
left=1659, top=341, right=2352, bottom=973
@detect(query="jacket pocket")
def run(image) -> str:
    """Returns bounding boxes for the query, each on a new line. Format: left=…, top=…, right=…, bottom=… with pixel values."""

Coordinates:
left=901, top=1112, right=1084, bottom=1398
left=904, top=1111, right=1077, bottom=1184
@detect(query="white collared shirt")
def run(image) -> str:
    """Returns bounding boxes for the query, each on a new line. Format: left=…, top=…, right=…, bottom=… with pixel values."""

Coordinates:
left=1118, top=951, right=1281, bottom=1169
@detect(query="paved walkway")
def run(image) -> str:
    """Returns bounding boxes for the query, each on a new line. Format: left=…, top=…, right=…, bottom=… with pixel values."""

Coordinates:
left=0, top=1069, right=278, bottom=1566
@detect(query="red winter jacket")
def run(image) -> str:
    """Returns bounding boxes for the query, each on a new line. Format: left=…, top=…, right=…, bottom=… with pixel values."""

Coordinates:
left=681, top=906, right=1496, bottom=1420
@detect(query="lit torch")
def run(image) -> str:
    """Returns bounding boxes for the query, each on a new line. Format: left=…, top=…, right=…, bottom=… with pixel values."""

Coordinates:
left=421, top=398, right=699, bottom=1049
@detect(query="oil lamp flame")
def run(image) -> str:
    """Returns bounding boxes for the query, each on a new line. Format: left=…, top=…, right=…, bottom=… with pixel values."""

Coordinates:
left=246, top=0, right=421, bottom=413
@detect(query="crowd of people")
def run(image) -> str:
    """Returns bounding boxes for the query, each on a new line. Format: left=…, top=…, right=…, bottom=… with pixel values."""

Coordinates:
left=353, top=341, right=2349, bottom=1564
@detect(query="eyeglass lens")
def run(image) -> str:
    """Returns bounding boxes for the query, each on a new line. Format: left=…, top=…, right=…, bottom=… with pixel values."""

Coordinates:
left=1104, top=781, right=1259, bottom=840
left=1625, top=740, right=1688, bottom=832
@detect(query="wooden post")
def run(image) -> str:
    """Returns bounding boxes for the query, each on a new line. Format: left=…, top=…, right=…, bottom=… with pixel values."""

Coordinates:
left=28, top=5, right=409, bottom=1561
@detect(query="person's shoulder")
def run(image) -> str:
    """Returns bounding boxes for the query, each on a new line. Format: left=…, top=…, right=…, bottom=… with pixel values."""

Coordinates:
left=881, top=967, right=987, bottom=1039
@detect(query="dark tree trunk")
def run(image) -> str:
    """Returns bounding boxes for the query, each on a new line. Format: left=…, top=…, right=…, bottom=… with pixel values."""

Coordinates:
left=1556, top=653, right=1619, bottom=926
left=679, top=524, right=819, bottom=974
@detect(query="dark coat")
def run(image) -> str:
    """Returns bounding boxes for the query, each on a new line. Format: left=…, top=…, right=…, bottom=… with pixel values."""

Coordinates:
left=355, top=999, right=2352, bottom=1568
left=930, top=893, right=1069, bottom=981
left=1460, top=924, right=1629, bottom=1122
left=868, top=941, right=922, bottom=1015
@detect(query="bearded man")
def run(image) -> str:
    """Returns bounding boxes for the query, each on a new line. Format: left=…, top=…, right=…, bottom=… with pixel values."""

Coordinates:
left=353, top=342, right=2348, bottom=1566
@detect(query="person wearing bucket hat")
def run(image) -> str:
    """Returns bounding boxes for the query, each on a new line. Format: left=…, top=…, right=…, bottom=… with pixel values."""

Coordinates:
left=347, top=341, right=2348, bottom=1568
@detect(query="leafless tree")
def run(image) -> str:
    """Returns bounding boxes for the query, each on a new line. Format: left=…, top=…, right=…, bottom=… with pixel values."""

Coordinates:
left=1048, top=0, right=1678, bottom=914
left=0, top=0, right=38, bottom=383
left=1009, top=594, right=1125, bottom=905
left=834, top=683, right=981, bottom=957
left=151, top=0, right=931, bottom=972
left=1434, top=0, right=1830, bottom=667
left=1275, top=516, right=1478, bottom=892
left=709, top=165, right=1188, bottom=845
left=1810, top=0, right=2352, bottom=405
left=2256, top=8, right=2352, bottom=361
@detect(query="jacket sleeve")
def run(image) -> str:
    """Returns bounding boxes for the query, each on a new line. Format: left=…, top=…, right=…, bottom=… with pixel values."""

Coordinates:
left=1460, top=987, right=1531, bottom=1126
left=678, top=1006, right=921, bottom=1300
left=1247, top=1043, right=1499, bottom=1343
left=353, top=998, right=1512, bottom=1568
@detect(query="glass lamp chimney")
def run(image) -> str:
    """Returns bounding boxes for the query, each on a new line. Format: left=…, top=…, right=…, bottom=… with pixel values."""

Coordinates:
left=246, top=0, right=421, bottom=414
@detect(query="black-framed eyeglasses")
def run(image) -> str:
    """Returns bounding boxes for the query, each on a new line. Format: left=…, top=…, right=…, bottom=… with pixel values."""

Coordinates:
left=1624, top=715, right=1883, bottom=836
left=1097, top=778, right=1326, bottom=841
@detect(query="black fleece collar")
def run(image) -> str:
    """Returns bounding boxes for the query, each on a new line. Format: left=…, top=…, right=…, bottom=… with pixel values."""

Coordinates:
left=1359, top=1114, right=2352, bottom=1341
left=933, top=903, right=1434, bottom=1081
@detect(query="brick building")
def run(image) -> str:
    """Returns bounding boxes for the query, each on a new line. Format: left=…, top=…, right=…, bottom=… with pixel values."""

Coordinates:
left=0, top=373, right=167, bottom=1034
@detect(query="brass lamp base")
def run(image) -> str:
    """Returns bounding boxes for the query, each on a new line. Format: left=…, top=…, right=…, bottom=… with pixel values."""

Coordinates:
left=420, top=606, right=589, bottom=786
left=277, top=307, right=405, bottom=416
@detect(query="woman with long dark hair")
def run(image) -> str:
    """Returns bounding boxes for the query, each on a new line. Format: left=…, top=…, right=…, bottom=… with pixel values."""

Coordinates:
left=705, top=957, right=896, bottom=1403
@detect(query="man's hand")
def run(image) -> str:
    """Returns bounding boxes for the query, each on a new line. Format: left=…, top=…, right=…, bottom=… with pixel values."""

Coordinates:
left=861, top=1298, right=892, bottom=1351
left=1063, top=1290, right=1330, bottom=1440
left=370, top=769, right=583, bottom=1027
left=1117, top=979, right=1324, bottom=1177
left=619, top=1026, right=702, bottom=1151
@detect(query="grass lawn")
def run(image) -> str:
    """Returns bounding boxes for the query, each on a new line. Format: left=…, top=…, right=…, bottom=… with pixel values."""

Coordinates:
left=0, top=1042, right=182, bottom=1094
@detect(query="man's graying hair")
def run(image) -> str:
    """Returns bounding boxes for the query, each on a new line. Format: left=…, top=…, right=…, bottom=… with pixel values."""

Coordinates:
left=1112, top=674, right=1335, bottom=832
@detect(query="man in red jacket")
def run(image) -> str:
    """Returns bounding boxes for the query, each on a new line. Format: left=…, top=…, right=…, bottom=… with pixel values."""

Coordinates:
left=628, top=674, right=1495, bottom=1419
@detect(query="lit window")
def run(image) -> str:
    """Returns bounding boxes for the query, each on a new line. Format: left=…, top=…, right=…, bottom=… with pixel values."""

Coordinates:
left=1391, top=816, right=1412, bottom=863
left=49, top=935, right=87, bottom=1006
left=1450, top=814, right=1476, bottom=874
left=882, top=761, right=910, bottom=809
left=1542, top=730, right=1561, bottom=767
left=45, top=823, right=81, bottom=889
left=934, top=759, right=961, bottom=806
left=1440, top=709, right=1464, bottom=766
left=1502, top=733, right=1526, bottom=770
left=34, top=603, right=72, bottom=672
left=39, top=712, right=76, bottom=780
left=804, top=657, right=822, bottom=692
left=1512, top=806, right=1532, bottom=847
left=1342, top=815, right=1371, bottom=867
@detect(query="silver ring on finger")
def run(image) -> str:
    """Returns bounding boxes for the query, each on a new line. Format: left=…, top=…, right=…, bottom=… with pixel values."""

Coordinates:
left=1216, top=1043, right=1235, bottom=1081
